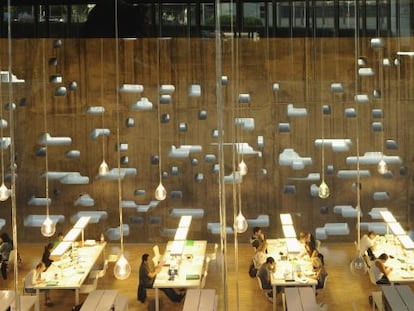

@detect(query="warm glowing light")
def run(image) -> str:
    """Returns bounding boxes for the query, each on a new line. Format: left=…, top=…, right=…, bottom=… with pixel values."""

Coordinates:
left=238, top=159, right=248, bottom=176
left=155, top=182, right=167, bottom=201
left=235, top=212, right=248, bottom=233
left=377, top=159, right=388, bottom=175
left=0, top=182, right=9, bottom=201
left=114, top=254, right=131, bottom=280
left=99, top=160, right=109, bottom=175
left=41, top=216, right=56, bottom=237
left=318, top=180, right=330, bottom=199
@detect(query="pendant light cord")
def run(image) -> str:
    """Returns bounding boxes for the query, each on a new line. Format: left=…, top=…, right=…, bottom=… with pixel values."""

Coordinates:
left=42, top=38, right=50, bottom=218
left=114, top=0, right=124, bottom=254
left=0, top=57, right=4, bottom=185
left=354, top=0, right=361, bottom=248
left=7, top=0, right=19, bottom=298
left=100, top=39, right=105, bottom=163
left=157, top=39, right=162, bottom=183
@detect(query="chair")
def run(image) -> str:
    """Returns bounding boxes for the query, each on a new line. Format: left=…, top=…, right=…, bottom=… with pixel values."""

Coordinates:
left=368, top=265, right=378, bottom=285
left=22, top=272, right=36, bottom=296
left=89, top=259, right=108, bottom=279
left=8, top=249, right=22, bottom=270
left=256, top=276, right=272, bottom=302
left=315, top=240, right=322, bottom=251
left=200, top=270, right=208, bottom=289
left=317, top=275, right=329, bottom=299
left=79, top=275, right=99, bottom=294
left=207, top=243, right=218, bottom=262
left=152, top=245, right=161, bottom=266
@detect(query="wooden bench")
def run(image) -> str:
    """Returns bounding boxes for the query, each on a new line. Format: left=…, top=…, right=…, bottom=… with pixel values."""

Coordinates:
left=80, top=290, right=118, bottom=311
left=114, top=295, right=128, bottom=311
left=183, top=289, right=217, bottom=311
left=11, top=296, right=36, bottom=311
left=381, top=285, right=414, bottom=311
left=284, top=287, right=319, bottom=311
left=371, top=291, right=384, bottom=311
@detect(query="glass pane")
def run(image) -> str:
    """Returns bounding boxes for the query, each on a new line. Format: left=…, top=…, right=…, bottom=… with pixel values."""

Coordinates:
left=292, top=1, right=306, bottom=28
left=399, top=0, right=410, bottom=36
left=200, top=3, right=215, bottom=26
left=338, top=0, right=359, bottom=31
left=276, top=2, right=291, bottom=28
left=243, top=2, right=265, bottom=27
left=161, top=4, right=188, bottom=26
left=48, top=5, right=67, bottom=23
left=315, top=1, right=335, bottom=29
left=71, top=5, right=91, bottom=23
left=366, top=0, right=377, bottom=31
left=218, top=3, right=236, bottom=28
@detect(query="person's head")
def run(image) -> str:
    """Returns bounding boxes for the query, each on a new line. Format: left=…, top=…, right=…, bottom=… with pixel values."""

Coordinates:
left=142, top=253, right=150, bottom=263
left=368, top=231, right=376, bottom=239
left=266, top=256, right=275, bottom=268
left=57, top=232, right=64, bottom=241
left=378, top=253, right=388, bottom=262
left=36, top=262, right=46, bottom=272
left=312, top=256, right=323, bottom=269
left=253, top=227, right=262, bottom=236
left=0, top=232, right=11, bottom=243
left=299, top=232, right=307, bottom=243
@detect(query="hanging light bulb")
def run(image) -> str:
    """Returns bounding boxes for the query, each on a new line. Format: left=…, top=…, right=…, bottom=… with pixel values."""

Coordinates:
left=155, top=182, right=167, bottom=201
left=238, top=159, right=248, bottom=176
left=114, top=253, right=131, bottom=280
left=41, top=216, right=56, bottom=237
left=0, top=182, right=9, bottom=201
left=98, top=159, right=109, bottom=175
left=377, top=158, right=388, bottom=175
left=350, top=250, right=367, bottom=275
left=318, top=180, right=330, bottom=199
left=235, top=211, right=248, bottom=233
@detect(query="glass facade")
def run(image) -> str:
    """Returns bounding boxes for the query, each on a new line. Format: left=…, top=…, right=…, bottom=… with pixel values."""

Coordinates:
left=0, top=0, right=412, bottom=38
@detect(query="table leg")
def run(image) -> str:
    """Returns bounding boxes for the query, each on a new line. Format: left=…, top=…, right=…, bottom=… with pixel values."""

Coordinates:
left=155, top=288, right=159, bottom=311
left=273, top=286, right=277, bottom=311
left=75, top=289, right=79, bottom=305
left=35, top=289, right=40, bottom=311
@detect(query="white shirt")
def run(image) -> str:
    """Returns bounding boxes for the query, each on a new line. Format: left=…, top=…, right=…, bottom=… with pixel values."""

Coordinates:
left=359, top=234, right=374, bottom=256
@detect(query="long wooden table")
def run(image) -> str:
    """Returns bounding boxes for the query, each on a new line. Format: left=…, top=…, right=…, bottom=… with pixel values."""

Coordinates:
left=153, top=240, right=207, bottom=311
left=284, top=287, right=319, bottom=311
left=373, top=235, right=414, bottom=284
left=33, top=243, right=106, bottom=311
left=267, top=239, right=318, bottom=311
left=382, top=285, right=414, bottom=311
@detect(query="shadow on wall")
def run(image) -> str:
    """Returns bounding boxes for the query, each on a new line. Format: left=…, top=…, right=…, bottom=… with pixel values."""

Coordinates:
left=83, top=0, right=149, bottom=37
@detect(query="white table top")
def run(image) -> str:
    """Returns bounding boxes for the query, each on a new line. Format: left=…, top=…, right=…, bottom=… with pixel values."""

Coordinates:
left=271, top=259, right=318, bottom=287
left=80, top=290, right=118, bottom=311
left=34, top=243, right=106, bottom=290
left=153, top=240, right=207, bottom=289
left=0, top=290, right=15, bottom=311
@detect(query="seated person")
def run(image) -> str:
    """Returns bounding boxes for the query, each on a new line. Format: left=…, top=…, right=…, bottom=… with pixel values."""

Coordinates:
left=360, top=231, right=377, bottom=260
left=41, top=243, right=54, bottom=269
left=250, top=227, right=267, bottom=253
left=24, top=262, right=53, bottom=306
left=371, top=253, right=392, bottom=284
left=257, top=257, right=280, bottom=300
left=252, top=249, right=267, bottom=269
left=311, top=257, right=328, bottom=289
left=138, top=253, right=184, bottom=303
